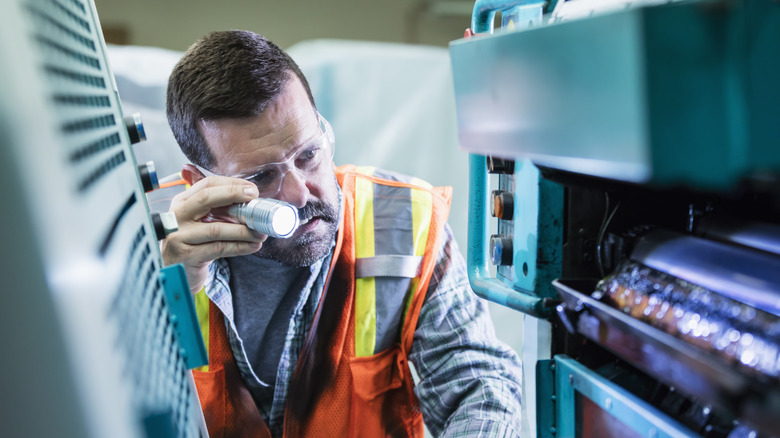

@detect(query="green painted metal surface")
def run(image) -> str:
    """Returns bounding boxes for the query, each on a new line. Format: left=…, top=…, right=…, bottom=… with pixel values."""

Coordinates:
left=511, top=160, right=563, bottom=299
left=554, top=356, right=698, bottom=438
left=536, top=359, right=557, bottom=438
left=450, top=0, right=780, bottom=192
left=467, top=154, right=553, bottom=317
left=160, top=264, right=208, bottom=369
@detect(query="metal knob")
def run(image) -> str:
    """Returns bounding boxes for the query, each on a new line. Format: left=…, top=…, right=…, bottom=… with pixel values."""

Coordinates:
left=489, top=234, right=513, bottom=266
left=486, top=156, right=514, bottom=174
left=152, top=212, right=178, bottom=240
left=124, top=112, right=146, bottom=144
left=491, top=190, right=514, bottom=220
left=138, top=161, right=159, bottom=192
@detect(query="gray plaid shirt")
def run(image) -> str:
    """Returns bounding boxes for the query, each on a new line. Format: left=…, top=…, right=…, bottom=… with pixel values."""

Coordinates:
left=204, top=224, right=523, bottom=437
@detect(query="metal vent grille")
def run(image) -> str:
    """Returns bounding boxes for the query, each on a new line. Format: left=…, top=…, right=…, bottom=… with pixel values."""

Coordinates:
left=26, top=0, right=123, bottom=195
left=1, top=0, right=206, bottom=436
left=111, top=224, right=198, bottom=435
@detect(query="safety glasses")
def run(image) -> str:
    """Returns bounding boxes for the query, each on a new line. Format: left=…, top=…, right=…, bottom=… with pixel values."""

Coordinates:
left=197, top=113, right=335, bottom=198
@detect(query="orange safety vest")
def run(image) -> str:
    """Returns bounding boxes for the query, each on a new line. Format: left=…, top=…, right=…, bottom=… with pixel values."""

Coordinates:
left=192, top=165, right=452, bottom=437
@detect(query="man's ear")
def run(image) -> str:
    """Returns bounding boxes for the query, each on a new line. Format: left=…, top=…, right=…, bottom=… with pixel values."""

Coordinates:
left=181, top=164, right=206, bottom=186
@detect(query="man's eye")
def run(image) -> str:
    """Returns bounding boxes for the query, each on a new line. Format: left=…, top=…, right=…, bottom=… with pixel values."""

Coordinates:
left=298, top=147, right=319, bottom=164
left=249, top=170, right=274, bottom=185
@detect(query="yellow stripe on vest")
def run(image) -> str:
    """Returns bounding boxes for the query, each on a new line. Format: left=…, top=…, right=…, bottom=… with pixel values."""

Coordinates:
left=411, top=177, right=433, bottom=190
left=354, top=166, right=376, bottom=176
left=354, top=177, right=377, bottom=357
left=404, top=188, right=433, bottom=322
left=194, top=287, right=210, bottom=372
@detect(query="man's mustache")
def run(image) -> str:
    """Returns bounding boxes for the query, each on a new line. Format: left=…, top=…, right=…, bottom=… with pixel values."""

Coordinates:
left=298, top=199, right=338, bottom=223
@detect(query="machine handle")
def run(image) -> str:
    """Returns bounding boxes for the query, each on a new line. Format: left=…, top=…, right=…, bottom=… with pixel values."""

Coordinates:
left=471, top=0, right=546, bottom=33
left=467, top=153, right=551, bottom=317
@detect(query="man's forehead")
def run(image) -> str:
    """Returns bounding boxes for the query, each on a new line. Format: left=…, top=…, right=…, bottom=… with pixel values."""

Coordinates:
left=199, top=111, right=311, bottom=146
left=202, top=78, right=314, bottom=136
left=199, top=80, right=318, bottom=174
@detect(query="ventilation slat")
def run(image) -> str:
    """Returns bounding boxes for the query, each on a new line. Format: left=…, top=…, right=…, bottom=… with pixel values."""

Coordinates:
left=44, top=65, right=105, bottom=88
left=62, top=114, right=115, bottom=133
left=54, top=94, right=110, bottom=107
left=26, top=5, right=96, bottom=52
left=68, top=131, right=122, bottom=163
left=47, top=0, right=91, bottom=33
left=98, top=192, right=136, bottom=255
left=63, top=0, right=87, bottom=14
left=36, top=35, right=101, bottom=70
left=78, top=149, right=126, bottom=193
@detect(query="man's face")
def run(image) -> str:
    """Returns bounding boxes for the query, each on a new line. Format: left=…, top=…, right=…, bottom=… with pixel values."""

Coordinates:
left=199, top=76, right=340, bottom=266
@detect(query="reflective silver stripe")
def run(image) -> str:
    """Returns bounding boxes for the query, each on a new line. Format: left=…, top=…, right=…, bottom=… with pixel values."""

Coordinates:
left=354, top=255, right=423, bottom=278
left=372, top=185, right=414, bottom=254
left=372, top=183, right=415, bottom=353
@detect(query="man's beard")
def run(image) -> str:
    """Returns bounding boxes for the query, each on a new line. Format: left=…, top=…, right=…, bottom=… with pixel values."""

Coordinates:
left=254, top=197, right=339, bottom=266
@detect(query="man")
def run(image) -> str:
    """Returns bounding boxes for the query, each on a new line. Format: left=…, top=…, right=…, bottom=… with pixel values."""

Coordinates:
left=163, top=30, right=522, bottom=437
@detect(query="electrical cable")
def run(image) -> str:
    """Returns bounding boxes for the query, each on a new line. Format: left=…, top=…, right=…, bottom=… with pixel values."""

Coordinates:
left=596, top=193, right=621, bottom=277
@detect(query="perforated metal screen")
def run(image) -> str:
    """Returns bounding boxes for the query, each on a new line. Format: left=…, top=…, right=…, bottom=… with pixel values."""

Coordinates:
left=0, top=1, right=206, bottom=436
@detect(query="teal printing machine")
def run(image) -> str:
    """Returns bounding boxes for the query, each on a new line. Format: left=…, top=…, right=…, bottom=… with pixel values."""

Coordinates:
left=450, top=0, right=780, bottom=436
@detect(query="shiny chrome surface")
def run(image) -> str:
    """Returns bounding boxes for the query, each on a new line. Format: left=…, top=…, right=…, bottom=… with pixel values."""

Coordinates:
left=555, top=276, right=780, bottom=434
left=631, top=230, right=780, bottom=317
left=555, top=279, right=754, bottom=402
left=697, top=216, right=780, bottom=258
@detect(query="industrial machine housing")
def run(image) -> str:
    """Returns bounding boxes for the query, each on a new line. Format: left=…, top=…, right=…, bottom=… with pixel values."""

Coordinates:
left=0, top=0, right=207, bottom=436
left=450, top=0, right=780, bottom=437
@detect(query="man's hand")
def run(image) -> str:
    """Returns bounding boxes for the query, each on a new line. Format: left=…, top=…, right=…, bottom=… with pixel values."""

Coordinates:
left=161, top=176, right=266, bottom=294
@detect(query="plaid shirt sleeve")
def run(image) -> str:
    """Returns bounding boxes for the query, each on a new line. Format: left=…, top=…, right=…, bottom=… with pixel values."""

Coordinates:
left=409, top=224, right=524, bottom=437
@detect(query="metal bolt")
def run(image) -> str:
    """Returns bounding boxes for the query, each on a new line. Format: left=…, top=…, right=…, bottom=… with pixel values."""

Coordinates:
left=569, top=374, right=573, bottom=385
left=605, top=398, right=612, bottom=410
left=549, top=426, right=556, bottom=435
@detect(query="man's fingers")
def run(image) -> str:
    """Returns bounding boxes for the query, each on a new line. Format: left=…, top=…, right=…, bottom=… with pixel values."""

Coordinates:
left=161, top=176, right=265, bottom=276
left=174, top=176, right=258, bottom=221
left=164, top=223, right=265, bottom=265
left=178, top=221, right=267, bottom=245
left=187, top=240, right=264, bottom=263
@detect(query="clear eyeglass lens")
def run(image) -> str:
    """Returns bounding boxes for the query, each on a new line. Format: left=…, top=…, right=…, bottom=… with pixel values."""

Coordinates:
left=245, top=129, right=334, bottom=197
left=193, top=114, right=334, bottom=198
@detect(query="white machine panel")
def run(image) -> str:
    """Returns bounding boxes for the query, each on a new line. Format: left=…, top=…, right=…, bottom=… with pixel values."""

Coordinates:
left=0, top=0, right=206, bottom=436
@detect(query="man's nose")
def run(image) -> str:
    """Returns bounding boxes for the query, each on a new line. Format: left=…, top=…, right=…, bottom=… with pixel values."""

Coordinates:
left=277, top=170, right=309, bottom=209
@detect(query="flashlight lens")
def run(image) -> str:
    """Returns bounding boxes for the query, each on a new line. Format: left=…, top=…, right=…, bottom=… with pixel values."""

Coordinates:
left=228, top=198, right=299, bottom=238
left=273, top=205, right=298, bottom=237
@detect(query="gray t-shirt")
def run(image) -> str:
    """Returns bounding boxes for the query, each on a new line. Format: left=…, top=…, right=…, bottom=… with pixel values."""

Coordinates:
left=226, top=254, right=311, bottom=391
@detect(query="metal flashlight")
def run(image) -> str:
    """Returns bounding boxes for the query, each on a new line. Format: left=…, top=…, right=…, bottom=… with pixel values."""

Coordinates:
left=227, top=198, right=300, bottom=238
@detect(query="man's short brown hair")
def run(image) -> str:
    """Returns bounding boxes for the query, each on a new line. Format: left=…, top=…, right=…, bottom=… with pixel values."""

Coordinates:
left=166, top=30, right=316, bottom=169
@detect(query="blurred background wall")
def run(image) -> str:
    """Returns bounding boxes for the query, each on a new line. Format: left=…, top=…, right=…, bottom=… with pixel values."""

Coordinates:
left=94, top=0, right=474, bottom=50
